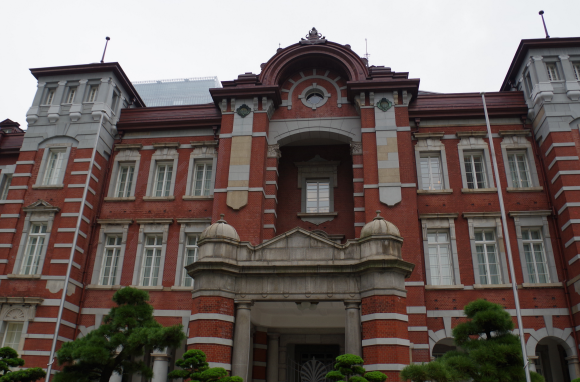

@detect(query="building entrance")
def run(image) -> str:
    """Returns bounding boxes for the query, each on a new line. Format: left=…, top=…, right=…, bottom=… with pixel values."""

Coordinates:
left=295, top=344, right=340, bottom=365
left=287, top=345, right=340, bottom=382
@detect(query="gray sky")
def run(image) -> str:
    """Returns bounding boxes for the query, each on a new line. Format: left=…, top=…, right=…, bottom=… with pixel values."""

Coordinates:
left=2, top=0, right=579, bottom=127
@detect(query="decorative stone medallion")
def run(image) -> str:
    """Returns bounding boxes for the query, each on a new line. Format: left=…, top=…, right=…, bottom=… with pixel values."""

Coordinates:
left=376, top=97, right=393, bottom=112
left=236, top=104, right=252, bottom=118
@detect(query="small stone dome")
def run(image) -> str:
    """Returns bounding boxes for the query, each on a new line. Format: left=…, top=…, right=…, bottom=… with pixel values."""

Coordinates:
left=200, top=214, right=240, bottom=241
left=360, top=210, right=400, bottom=238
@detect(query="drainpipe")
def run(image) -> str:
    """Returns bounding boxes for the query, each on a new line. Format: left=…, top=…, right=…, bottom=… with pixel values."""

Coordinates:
left=46, top=112, right=105, bottom=380
left=481, top=93, right=531, bottom=382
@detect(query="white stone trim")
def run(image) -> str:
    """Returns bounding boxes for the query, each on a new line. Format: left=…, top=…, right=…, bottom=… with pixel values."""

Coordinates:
left=189, top=313, right=234, bottom=323
left=361, top=313, right=408, bottom=322
left=187, top=337, right=233, bottom=347
left=362, top=338, right=410, bottom=347
left=365, top=364, right=408, bottom=371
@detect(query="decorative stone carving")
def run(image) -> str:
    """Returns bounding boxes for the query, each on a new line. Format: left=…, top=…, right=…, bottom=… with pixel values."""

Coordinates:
left=236, top=104, right=251, bottom=118
left=300, top=27, right=327, bottom=45
left=376, top=97, right=393, bottom=112
left=4, top=308, right=25, bottom=321
left=267, top=144, right=282, bottom=159
left=350, top=141, right=362, bottom=156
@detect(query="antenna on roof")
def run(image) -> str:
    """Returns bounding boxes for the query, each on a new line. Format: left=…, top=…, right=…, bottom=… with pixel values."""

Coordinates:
left=100, top=37, right=111, bottom=64
left=539, top=11, right=550, bottom=38
left=364, top=38, right=370, bottom=67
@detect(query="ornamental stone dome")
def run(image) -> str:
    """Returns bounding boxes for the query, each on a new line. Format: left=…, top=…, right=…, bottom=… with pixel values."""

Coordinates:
left=360, top=210, right=401, bottom=238
left=200, top=214, right=240, bottom=241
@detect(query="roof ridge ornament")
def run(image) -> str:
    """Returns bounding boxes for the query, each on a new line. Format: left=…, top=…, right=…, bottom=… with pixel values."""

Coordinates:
left=300, top=27, right=327, bottom=45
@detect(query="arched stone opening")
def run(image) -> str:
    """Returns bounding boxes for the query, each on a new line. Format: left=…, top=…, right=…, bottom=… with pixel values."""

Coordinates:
left=432, top=337, right=457, bottom=359
left=534, top=336, right=574, bottom=382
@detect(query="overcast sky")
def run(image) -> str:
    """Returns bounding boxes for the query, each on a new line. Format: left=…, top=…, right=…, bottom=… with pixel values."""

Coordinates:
left=1, top=0, right=579, bottom=127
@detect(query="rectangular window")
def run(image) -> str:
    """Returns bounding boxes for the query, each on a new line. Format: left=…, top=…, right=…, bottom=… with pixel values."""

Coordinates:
left=464, top=153, right=487, bottom=189
left=0, top=175, right=12, bottom=200
left=43, top=150, right=66, bottom=185
left=193, top=162, right=213, bottom=196
left=141, top=235, right=163, bottom=286
left=574, top=64, right=580, bottom=81
left=507, top=151, right=531, bottom=188
left=522, top=228, right=550, bottom=283
left=100, top=235, right=122, bottom=286
left=2, top=322, right=23, bottom=350
left=306, top=180, right=330, bottom=213
left=66, top=87, right=77, bottom=103
left=45, top=89, right=55, bottom=105
left=112, top=92, right=120, bottom=112
left=420, top=154, right=443, bottom=190
left=427, top=230, right=454, bottom=285
left=546, top=64, right=559, bottom=81
left=87, top=86, right=99, bottom=102
left=20, top=224, right=47, bottom=275
left=525, top=73, right=534, bottom=96
left=115, top=164, right=135, bottom=197
left=154, top=163, right=173, bottom=197
left=182, top=235, right=198, bottom=287
left=475, top=230, right=501, bottom=285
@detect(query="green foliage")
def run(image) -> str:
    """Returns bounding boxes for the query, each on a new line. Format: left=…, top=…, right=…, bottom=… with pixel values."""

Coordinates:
left=53, top=287, right=185, bottom=382
left=0, top=347, right=46, bottom=382
left=168, top=349, right=243, bottom=382
left=400, top=299, right=545, bottom=382
left=325, top=354, right=387, bottom=382
left=571, top=378, right=580, bottom=382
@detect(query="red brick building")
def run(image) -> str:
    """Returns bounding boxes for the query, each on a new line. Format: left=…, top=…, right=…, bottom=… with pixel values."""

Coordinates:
left=2, top=29, right=580, bottom=382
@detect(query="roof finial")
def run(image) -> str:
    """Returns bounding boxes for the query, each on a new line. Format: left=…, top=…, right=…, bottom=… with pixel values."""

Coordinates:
left=300, top=27, right=327, bottom=45
left=539, top=11, right=550, bottom=38
left=374, top=210, right=383, bottom=220
left=218, top=213, right=225, bottom=222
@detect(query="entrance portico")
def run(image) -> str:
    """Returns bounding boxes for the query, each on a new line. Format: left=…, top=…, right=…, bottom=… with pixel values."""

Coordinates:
left=187, top=212, right=414, bottom=380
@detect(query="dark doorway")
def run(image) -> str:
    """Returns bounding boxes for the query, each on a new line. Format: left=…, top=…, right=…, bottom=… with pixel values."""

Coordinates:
left=295, top=344, right=340, bottom=365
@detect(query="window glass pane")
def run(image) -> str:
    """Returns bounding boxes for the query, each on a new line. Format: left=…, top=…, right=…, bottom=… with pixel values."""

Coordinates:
left=183, top=235, right=199, bottom=287
left=3, top=322, right=23, bottom=350
left=427, top=230, right=453, bottom=285
left=522, top=228, right=550, bottom=283
left=305, top=180, right=331, bottom=213
left=475, top=230, right=501, bottom=285
left=420, top=155, right=443, bottom=190
left=141, top=235, right=163, bottom=286
left=21, top=223, right=47, bottom=275
left=0, top=175, right=12, bottom=200
left=100, top=235, right=122, bottom=286
left=43, top=150, right=65, bottom=185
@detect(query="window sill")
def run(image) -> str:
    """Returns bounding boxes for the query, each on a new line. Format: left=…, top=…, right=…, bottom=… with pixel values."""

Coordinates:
left=6, top=274, right=41, bottom=279
left=130, top=285, right=164, bottom=291
left=32, top=185, right=64, bottom=190
left=461, top=188, right=497, bottom=194
left=506, top=187, right=543, bottom=193
left=142, top=196, right=175, bottom=201
left=85, top=284, right=122, bottom=290
left=170, top=286, right=194, bottom=291
left=417, top=189, right=453, bottom=195
left=104, top=197, right=136, bottom=202
left=182, top=196, right=214, bottom=201
left=473, top=283, right=512, bottom=289
left=297, top=212, right=337, bottom=225
left=425, top=284, right=464, bottom=290
left=521, top=282, right=563, bottom=289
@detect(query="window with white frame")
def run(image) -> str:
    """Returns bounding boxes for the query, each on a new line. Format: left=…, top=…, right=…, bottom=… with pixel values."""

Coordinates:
left=87, top=85, right=99, bottom=102
left=463, top=153, right=487, bottom=189
left=525, top=73, right=534, bottom=96
left=546, top=64, right=559, bottom=81
left=574, top=64, right=580, bottom=81
left=44, top=89, right=55, bottom=105
left=115, top=163, right=135, bottom=198
left=192, top=162, right=213, bottom=197
left=420, top=154, right=443, bottom=191
left=475, top=230, right=501, bottom=285
left=306, top=179, right=330, bottom=213
left=100, top=235, right=122, bottom=286
left=0, top=175, right=12, bottom=200
left=182, top=235, right=198, bottom=287
left=141, top=235, right=163, bottom=286
left=154, top=162, right=173, bottom=197
left=2, top=322, right=23, bottom=350
left=522, top=229, right=550, bottom=284
left=20, top=223, right=47, bottom=275
left=66, top=87, right=77, bottom=104
left=507, top=151, right=531, bottom=188
left=43, top=149, right=66, bottom=185
left=427, top=230, right=454, bottom=285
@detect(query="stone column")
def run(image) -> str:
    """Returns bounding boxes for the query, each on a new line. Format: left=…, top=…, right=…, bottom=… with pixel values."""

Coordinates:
left=232, top=301, right=253, bottom=380
left=151, top=349, right=170, bottom=382
left=109, top=371, right=122, bottom=382
left=267, top=333, right=280, bottom=382
left=566, top=356, right=580, bottom=379
left=527, top=356, right=538, bottom=373
left=559, top=55, right=580, bottom=100
left=344, top=301, right=362, bottom=356
left=278, top=344, right=287, bottom=382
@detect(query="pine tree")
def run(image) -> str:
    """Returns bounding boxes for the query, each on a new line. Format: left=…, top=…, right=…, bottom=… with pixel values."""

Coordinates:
left=53, top=287, right=186, bottom=382
left=0, top=347, right=45, bottom=382
left=325, top=354, right=387, bottom=382
left=400, top=299, right=545, bottom=382
left=168, top=349, right=243, bottom=382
